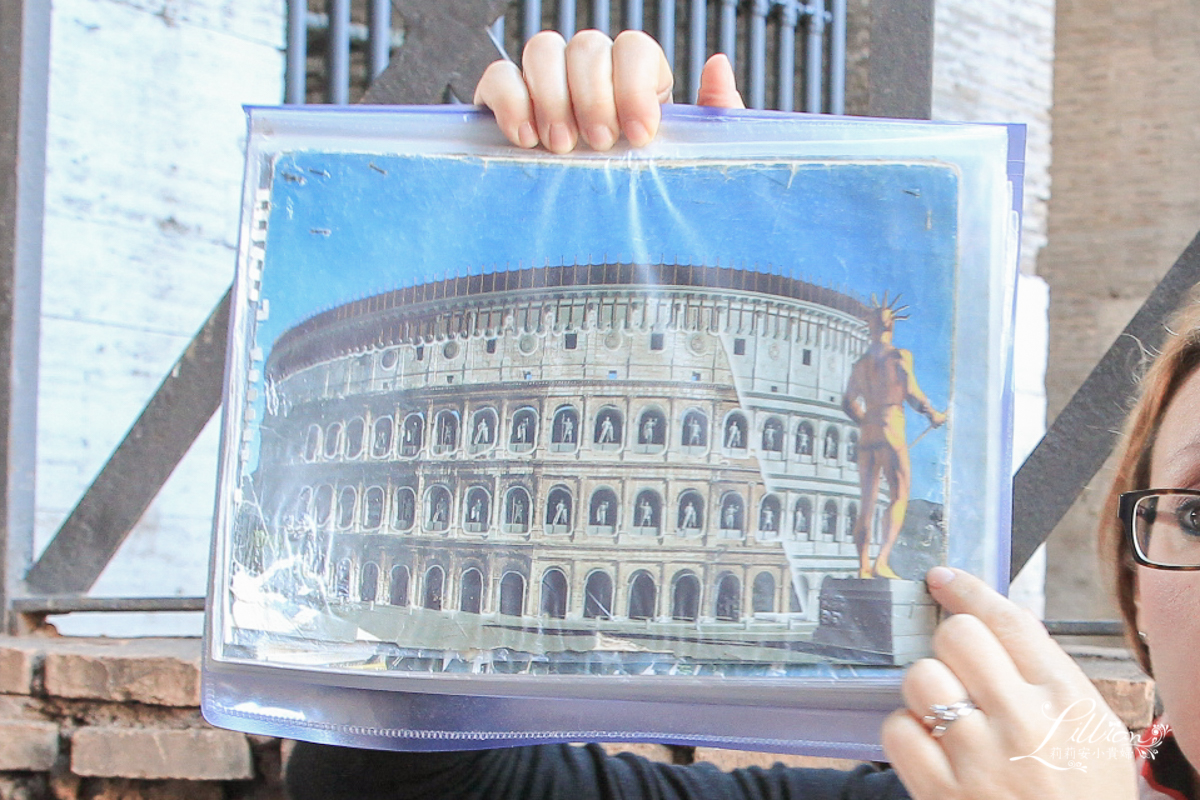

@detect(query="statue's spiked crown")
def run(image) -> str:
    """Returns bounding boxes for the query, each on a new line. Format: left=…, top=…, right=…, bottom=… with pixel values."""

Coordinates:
left=868, top=292, right=909, bottom=337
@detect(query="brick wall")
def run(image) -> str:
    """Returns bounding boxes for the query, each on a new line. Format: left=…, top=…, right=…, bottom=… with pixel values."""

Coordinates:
left=1038, top=0, right=1200, bottom=620
left=0, top=635, right=1154, bottom=799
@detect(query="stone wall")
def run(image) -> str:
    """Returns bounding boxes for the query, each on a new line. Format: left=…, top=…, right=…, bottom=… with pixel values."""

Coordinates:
left=0, top=635, right=1153, bottom=799
left=1038, top=0, right=1200, bottom=620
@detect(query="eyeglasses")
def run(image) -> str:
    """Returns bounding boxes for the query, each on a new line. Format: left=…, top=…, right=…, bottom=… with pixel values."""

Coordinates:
left=1119, top=489, right=1200, bottom=570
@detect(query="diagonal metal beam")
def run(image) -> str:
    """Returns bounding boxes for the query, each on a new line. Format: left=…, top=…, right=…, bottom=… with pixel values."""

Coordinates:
left=23, top=290, right=230, bottom=594
left=1010, top=230, right=1200, bottom=580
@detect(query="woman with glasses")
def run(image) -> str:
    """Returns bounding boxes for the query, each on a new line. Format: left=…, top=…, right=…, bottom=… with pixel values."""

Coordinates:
left=286, top=30, right=1190, bottom=800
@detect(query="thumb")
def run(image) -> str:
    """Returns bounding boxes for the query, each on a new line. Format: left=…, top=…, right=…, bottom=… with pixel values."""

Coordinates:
left=696, top=54, right=745, bottom=109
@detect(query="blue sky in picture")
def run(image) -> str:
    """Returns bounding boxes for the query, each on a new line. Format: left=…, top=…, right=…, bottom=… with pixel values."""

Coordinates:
left=255, top=151, right=959, bottom=502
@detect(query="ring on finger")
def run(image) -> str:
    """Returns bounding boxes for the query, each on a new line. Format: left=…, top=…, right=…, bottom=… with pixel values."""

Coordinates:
left=922, top=699, right=977, bottom=739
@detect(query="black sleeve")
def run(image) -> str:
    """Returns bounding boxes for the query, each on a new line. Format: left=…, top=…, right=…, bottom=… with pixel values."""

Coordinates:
left=285, top=741, right=911, bottom=800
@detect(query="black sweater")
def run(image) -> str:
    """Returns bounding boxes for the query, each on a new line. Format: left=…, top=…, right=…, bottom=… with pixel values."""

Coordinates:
left=285, top=741, right=911, bottom=800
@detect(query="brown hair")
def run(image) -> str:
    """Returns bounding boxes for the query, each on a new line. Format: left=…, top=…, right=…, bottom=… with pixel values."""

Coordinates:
left=1101, top=299, right=1200, bottom=674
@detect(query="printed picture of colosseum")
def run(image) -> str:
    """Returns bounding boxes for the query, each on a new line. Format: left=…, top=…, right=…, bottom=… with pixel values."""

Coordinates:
left=229, top=259, right=947, bottom=672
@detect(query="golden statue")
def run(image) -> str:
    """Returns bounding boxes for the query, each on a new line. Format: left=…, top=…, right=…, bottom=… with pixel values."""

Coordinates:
left=841, top=294, right=947, bottom=579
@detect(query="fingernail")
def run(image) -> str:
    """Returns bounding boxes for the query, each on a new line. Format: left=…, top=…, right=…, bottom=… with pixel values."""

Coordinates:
left=588, top=124, right=615, bottom=151
left=548, top=122, right=574, bottom=153
left=517, top=121, right=537, bottom=148
left=625, top=120, right=650, bottom=147
left=926, top=566, right=956, bottom=589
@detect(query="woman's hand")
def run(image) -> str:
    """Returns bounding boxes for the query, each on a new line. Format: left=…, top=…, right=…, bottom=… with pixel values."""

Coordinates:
left=883, top=567, right=1138, bottom=800
left=473, top=29, right=744, bottom=153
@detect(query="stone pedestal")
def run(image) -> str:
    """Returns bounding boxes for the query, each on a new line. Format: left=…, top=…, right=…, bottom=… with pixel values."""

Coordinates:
left=812, top=577, right=937, bottom=665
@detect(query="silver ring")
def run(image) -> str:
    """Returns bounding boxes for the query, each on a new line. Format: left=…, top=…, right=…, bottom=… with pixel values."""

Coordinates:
left=922, top=700, right=977, bottom=739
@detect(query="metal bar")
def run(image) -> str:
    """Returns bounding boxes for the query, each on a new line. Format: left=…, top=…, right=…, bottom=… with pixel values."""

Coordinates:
left=658, top=0, right=676, bottom=68
left=1043, top=621, right=1125, bottom=637
left=559, top=0, right=576, bottom=36
left=368, top=0, right=392, bottom=80
left=719, top=0, right=738, bottom=67
left=1011, top=231, right=1200, bottom=579
left=286, top=0, right=308, bottom=104
left=524, top=0, right=543, bottom=44
left=625, top=0, right=643, bottom=31
left=748, top=0, right=768, bottom=109
left=12, top=596, right=206, bottom=614
left=327, top=0, right=351, bottom=104
left=688, top=0, right=706, bottom=102
left=0, top=0, right=49, bottom=634
left=803, top=0, right=825, bottom=113
left=829, top=0, right=845, bottom=114
left=23, top=289, right=231, bottom=595
left=778, top=0, right=798, bottom=112
left=594, top=0, right=611, bottom=34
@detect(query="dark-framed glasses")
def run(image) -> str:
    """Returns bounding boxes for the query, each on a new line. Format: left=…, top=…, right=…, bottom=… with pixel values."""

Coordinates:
left=1119, top=489, right=1200, bottom=570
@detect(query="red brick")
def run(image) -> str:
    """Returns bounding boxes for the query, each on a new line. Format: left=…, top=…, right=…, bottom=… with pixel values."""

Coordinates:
left=71, top=727, right=252, bottom=781
left=41, top=639, right=200, bottom=707
left=0, top=638, right=43, bottom=695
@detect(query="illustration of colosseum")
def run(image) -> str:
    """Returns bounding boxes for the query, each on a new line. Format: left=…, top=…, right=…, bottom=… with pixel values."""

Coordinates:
left=239, top=260, right=903, bottom=668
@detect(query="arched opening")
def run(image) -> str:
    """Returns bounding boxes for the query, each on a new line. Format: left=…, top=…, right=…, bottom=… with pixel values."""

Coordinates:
left=434, top=410, right=459, bottom=452
left=724, top=413, right=747, bottom=450
left=795, top=421, right=814, bottom=456
left=422, top=566, right=444, bottom=610
left=345, top=418, right=365, bottom=458
left=847, top=431, right=859, bottom=463
left=823, top=426, right=840, bottom=460
left=499, top=572, right=526, bottom=616
left=323, top=422, right=343, bottom=459
left=400, top=412, right=424, bottom=456
left=460, top=568, right=483, bottom=614
left=761, top=416, right=784, bottom=452
left=715, top=573, right=741, bottom=621
left=337, top=486, right=356, bottom=529
left=362, top=486, right=384, bottom=529
left=681, top=410, right=708, bottom=449
left=359, top=562, right=379, bottom=602
left=588, top=487, right=619, bottom=532
left=463, top=486, right=492, bottom=533
left=677, top=490, right=705, bottom=533
left=540, top=568, right=568, bottom=619
left=504, top=487, right=531, bottom=533
left=389, top=566, right=410, bottom=606
left=671, top=572, right=700, bottom=621
left=470, top=408, right=498, bottom=451
left=551, top=405, right=579, bottom=451
left=545, top=487, right=573, bottom=533
left=752, top=572, right=775, bottom=614
left=822, top=499, right=840, bottom=537
left=634, top=407, right=667, bottom=452
left=633, top=489, right=661, bottom=534
left=371, top=416, right=393, bottom=458
left=392, top=486, right=416, bottom=531
left=719, top=493, right=744, bottom=536
left=583, top=571, right=613, bottom=619
left=793, top=497, right=813, bottom=538
left=315, top=484, right=334, bottom=527
left=593, top=407, right=623, bottom=449
left=425, top=486, right=451, bottom=532
left=628, top=571, right=656, bottom=620
left=293, top=487, right=312, bottom=529
left=509, top=407, right=538, bottom=451
left=758, top=494, right=781, bottom=535
left=846, top=502, right=859, bottom=541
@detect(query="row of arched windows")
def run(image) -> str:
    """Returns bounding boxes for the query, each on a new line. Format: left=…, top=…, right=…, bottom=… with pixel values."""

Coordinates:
left=292, top=483, right=860, bottom=540
left=335, top=561, right=796, bottom=621
left=300, top=406, right=859, bottom=463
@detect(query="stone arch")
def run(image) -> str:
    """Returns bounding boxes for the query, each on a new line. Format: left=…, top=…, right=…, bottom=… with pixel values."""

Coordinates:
left=400, top=412, right=424, bottom=456
left=499, top=572, right=526, bottom=616
left=392, top=486, right=416, bottom=531
left=550, top=405, right=579, bottom=451
left=634, top=406, right=667, bottom=452
left=504, top=486, right=531, bottom=533
left=761, top=416, right=784, bottom=452
left=545, top=486, right=573, bottom=533
left=793, top=497, right=813, bottom=539
left=723, top=412, right=748, bottom=450
left=469, top=407, right=498, bottom=452
left=633, top=489, right=662, bottom=534
left=583, top=570, right=613, bottom=619
left=677, top=490, right=705, bottom=533
left=336, top=486, right=357, bottom=529
left=371, top=415, right=394, bottom=458
left=434, top=409, right=459, bottom=452
left=540, top=568, right=568, bottom=619
left=422, top=565, right=444, bottom=610
left=509, top=406, right=538, bottom=452
left=303, top=424, right=321, bottom=461
left=588, top=487, right=619, bottom=533
left=593, top=406, right=623, bottom=449
left=822, top=499, right=840, bottom=537
left=628, top=570, right=657, bottom=620
left=823, top=425, right=840, bottom=460
left=719, top=492, right=744, bottom=536
left=389, top=565, right=410, bottom=606
left=345, top=417, right=365, bottom=459
left=359, top=562, right=379, bottom=602
left=671, top=571, right=701, bottom=621
left=795, top=420, right=815, bottom=456
left=424, top=485, right=452, bottom=532
left=362, top=486, right=384, bottom=529
left=463, top=486, right=492, bottom=533
left=752, top=572, right=775, bottom=614
left=715, top=573, right=741, bottom=621
left=460, top=568, right=483, bottom=613
left=681, top=409, right=708, bottom=450
left=758, top=494, right=781, bottom=535
left=323, top=421, right=343, bottom=459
